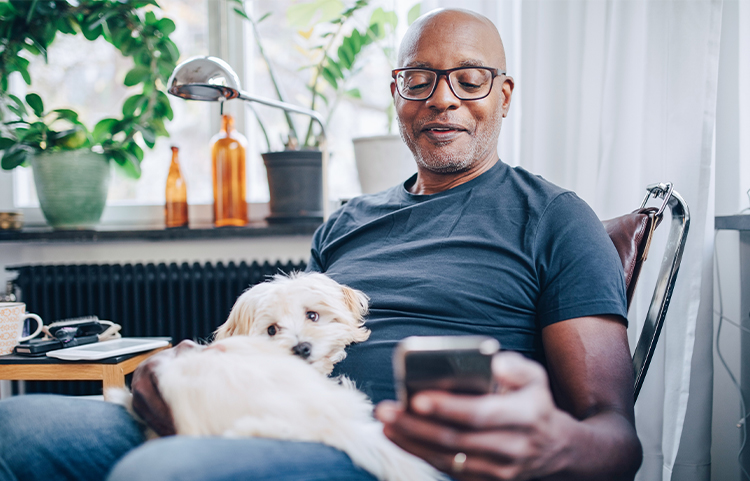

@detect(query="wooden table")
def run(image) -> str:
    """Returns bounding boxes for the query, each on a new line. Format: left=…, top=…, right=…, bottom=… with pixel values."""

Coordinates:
left=0, top=344, right=171, bottom=400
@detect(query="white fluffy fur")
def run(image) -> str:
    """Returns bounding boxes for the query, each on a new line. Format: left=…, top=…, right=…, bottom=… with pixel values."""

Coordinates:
left=109, top=273, right=445, bottom=481
left=214, top=272, right=371, bottom=375
left=157, top=336, right=446, bottom=481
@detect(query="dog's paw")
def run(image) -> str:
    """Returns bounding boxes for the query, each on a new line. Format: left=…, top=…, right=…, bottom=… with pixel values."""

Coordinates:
left=105, top=387, right=133, bottom=407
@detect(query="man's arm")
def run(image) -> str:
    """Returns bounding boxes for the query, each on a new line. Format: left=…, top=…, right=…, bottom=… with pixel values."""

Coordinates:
left=375, top=315, right=642, bottom=481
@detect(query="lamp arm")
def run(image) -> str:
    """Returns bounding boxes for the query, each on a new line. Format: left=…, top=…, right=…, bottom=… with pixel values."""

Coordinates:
left=237, top=90, right=327, bottom=141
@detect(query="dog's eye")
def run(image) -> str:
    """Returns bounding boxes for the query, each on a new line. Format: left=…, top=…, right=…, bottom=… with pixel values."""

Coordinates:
left=267, top=325, right=278, bottom=336
left=306, top=311, right=319, bottom=322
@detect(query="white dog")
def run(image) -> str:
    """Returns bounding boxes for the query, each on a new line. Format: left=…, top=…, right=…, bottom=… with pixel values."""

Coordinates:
left=156, top=335, right=445, bottom=481
left=213, top=271, right=371, bottom=375
left=110, top=272, right=446, bottom=481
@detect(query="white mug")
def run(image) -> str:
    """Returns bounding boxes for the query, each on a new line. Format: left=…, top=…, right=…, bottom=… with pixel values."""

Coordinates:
left=0, top=302, right=43, bottom=356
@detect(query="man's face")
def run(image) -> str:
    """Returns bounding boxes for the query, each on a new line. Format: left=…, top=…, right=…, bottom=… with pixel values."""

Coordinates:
left=392, top=14, right=512, bottom=174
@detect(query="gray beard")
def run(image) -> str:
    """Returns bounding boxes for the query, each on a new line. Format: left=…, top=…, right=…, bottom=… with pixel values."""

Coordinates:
left=398, top=109, right=503, bottom=174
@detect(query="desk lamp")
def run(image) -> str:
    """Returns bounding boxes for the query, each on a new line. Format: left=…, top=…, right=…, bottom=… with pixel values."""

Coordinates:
left=167, top=56, right=329, bottom=220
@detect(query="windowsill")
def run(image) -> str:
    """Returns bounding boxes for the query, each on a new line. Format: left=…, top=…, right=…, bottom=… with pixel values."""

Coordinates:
left=0, top=220, right=321, bottom=243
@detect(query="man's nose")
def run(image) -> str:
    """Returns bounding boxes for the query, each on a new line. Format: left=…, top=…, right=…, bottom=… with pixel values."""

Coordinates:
left=426, top=75, right=460, bottom=110
left=292, top=342, right=312, bottom=359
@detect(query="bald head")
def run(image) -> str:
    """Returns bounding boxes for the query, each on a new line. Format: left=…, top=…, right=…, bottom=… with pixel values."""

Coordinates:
left=398, top=8, right=506, bottom=71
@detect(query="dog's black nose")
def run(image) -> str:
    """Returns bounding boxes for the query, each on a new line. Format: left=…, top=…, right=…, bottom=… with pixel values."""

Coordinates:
left=292, top=342, right=312, bottom=359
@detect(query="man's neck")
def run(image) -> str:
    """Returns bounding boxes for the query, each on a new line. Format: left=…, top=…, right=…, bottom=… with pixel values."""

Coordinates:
left=407, top=156, right=499, bottom=195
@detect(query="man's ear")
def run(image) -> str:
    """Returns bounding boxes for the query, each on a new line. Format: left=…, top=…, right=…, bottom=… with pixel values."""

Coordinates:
left=390, top=80, right=396, bottom=99
left=501, top=76, right=514, bottom=118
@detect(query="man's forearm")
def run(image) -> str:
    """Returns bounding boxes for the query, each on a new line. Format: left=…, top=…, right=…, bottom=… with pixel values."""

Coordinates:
left=543, top=410, right=642, bottom=481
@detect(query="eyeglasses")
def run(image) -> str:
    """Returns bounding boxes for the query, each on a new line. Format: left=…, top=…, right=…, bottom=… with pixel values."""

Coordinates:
left=392, top=66, right=504, bottom=101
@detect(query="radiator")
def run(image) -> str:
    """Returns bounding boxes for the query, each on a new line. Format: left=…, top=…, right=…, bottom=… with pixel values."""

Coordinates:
left=6, top=260, right=307, bottom=396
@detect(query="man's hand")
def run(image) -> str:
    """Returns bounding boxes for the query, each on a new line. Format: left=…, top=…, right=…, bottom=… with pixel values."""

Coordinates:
left=376, top=352, right=574, bottom=480
left=130, top=340, right=202, bottom=436
left=376, top=317, right=641, bottom=481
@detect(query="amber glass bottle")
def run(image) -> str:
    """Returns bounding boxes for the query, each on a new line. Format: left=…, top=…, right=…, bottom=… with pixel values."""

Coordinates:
left=165, top=146, right=188, bottom=228
left=211, top=114, right=248, bottom=227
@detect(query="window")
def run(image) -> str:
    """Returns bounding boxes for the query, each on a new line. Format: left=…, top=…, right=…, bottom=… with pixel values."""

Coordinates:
left=6, top=0, right=519, bottom=224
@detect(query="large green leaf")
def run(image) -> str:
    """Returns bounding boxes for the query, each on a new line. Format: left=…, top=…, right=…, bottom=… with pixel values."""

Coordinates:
left=407, top=3, right=422, bottom=26
left=286, top=0, right=344, bottom=29
left=25, top=93, right=44, bottom=117
left=233, top=7, right=250, bottom=21
left=1, top=145, right=30, bottom=170
left=0, top=137, right=16, bottom=150
left=92, top=118, right=119, bottom=143
left=155, top=18, right=175, bottom=36
left=144, top=11, right=158, bottom=26
left=325, top=57, right=343, bottom=79
left=52, top=109, right=80, bottom=123
left=370, top=7, right=397, bottom=37
left=0, top=2, right=18, bottom=18
left=321, top=66, right=338, bottom=89
left=155, top=90, right=173, bottom=121
left=346, top=88, right=361, bottom=99
left=337, top=41, right=354, bottom=70
left=122, top=94, right=147, bottom=117
left=123, top=65, right=151, bottom=86
left=108, top=148, right=142, bottom=179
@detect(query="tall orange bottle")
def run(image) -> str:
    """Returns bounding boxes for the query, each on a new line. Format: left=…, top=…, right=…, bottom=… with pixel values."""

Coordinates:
left=211, top=114, right=248, bottom=227
left=165, top=146, right=189, bottom=228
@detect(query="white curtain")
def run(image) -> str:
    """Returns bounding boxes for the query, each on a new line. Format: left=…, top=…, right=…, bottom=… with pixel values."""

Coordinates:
left=435, top=1, right=722, bottom=479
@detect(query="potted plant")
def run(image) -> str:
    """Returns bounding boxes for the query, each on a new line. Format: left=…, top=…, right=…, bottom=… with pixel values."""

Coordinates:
left=0, top=0, right=178, bottom=229
left=231, top=0, right=402, bottom=220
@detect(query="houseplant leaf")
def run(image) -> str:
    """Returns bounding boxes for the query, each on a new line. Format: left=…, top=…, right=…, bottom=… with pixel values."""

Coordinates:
left=123, top=66, right=151, bottom=87
left=25, top=93, right=44, bottom=117
left=1, top=145, right=30, bottom=170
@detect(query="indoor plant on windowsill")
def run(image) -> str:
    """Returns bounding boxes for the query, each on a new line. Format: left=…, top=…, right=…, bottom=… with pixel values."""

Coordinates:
left=232, top=0, right=401, bottom=220
left=0, top=0, right=178, bottom=230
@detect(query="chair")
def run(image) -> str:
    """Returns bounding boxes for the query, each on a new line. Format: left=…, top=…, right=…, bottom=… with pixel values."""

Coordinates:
left=601, top=183, right=690, bottom=401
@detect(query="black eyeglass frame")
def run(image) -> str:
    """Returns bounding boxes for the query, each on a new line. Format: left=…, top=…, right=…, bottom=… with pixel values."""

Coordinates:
left=391, top=66, right=505, bottom=101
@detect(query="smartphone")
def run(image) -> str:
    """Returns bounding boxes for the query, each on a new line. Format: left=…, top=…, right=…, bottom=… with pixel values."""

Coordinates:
left=393, top=335, right=501, bottom=409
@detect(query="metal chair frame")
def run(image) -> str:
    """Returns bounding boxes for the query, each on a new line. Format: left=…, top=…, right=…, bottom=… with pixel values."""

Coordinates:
left=630, top=182, right=690, bottom=401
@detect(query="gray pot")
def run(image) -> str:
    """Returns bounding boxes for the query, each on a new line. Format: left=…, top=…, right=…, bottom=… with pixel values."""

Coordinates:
left=262, top=150, right=323, bottom=224
left=31, top=150, right=110, bottom=230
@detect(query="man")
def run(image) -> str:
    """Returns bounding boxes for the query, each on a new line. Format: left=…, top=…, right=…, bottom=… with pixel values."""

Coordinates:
left=0, top=8, right=641, bottom=481
left=306, top=8, right=642, bottom=480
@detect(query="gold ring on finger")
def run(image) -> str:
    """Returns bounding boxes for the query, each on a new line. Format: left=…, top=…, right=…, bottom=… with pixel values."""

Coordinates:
left=451, top=452, right=467, bottom=474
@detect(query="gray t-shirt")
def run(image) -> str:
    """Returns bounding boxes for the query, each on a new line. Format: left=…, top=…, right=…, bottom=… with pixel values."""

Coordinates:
left=308, top=160, right=627, bottom=403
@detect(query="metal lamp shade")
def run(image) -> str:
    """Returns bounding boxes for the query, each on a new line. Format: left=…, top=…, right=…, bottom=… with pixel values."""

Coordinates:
left=167, top=56, right=242, bottom=102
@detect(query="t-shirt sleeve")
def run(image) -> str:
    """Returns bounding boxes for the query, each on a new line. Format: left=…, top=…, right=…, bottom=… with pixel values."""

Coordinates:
left=305, top=206, right=346, bottom=273
left=534, top=192, right=628, bottom=327
left=306, top=224, right=326, bottom=273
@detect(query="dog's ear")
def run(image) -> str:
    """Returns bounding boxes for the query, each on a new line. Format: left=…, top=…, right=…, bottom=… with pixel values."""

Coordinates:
left=341, top=286, right=369, bottom=323
left=340, top=286, right=370, bottom=344
left=214, top=288, right=257, bottom=340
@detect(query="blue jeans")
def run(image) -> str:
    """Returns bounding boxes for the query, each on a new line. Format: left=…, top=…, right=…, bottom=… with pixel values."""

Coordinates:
left=0, top=395, right=377, bottom=481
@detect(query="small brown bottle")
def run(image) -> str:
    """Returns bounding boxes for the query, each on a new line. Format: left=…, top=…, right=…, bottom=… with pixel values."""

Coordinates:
left=165, top=146, right=189, bottom=228
left=211, top=114, right=248, bottom=227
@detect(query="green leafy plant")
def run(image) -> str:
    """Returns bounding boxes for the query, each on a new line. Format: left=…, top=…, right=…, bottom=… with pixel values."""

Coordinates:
left=232, top=0, right=419, bottom=150
left=0, top=0, right=179, bottom=178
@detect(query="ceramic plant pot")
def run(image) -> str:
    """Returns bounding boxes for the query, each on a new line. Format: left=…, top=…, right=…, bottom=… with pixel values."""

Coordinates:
left=31, top=150, right=110, bottom=230
left=352, top=134, right=415, bottom=194
left=262, top=150, right=323, bottom=224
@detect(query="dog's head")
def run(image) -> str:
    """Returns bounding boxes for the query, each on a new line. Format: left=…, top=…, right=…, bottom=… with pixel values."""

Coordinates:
left=213, top=272, right=370, bottom=375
